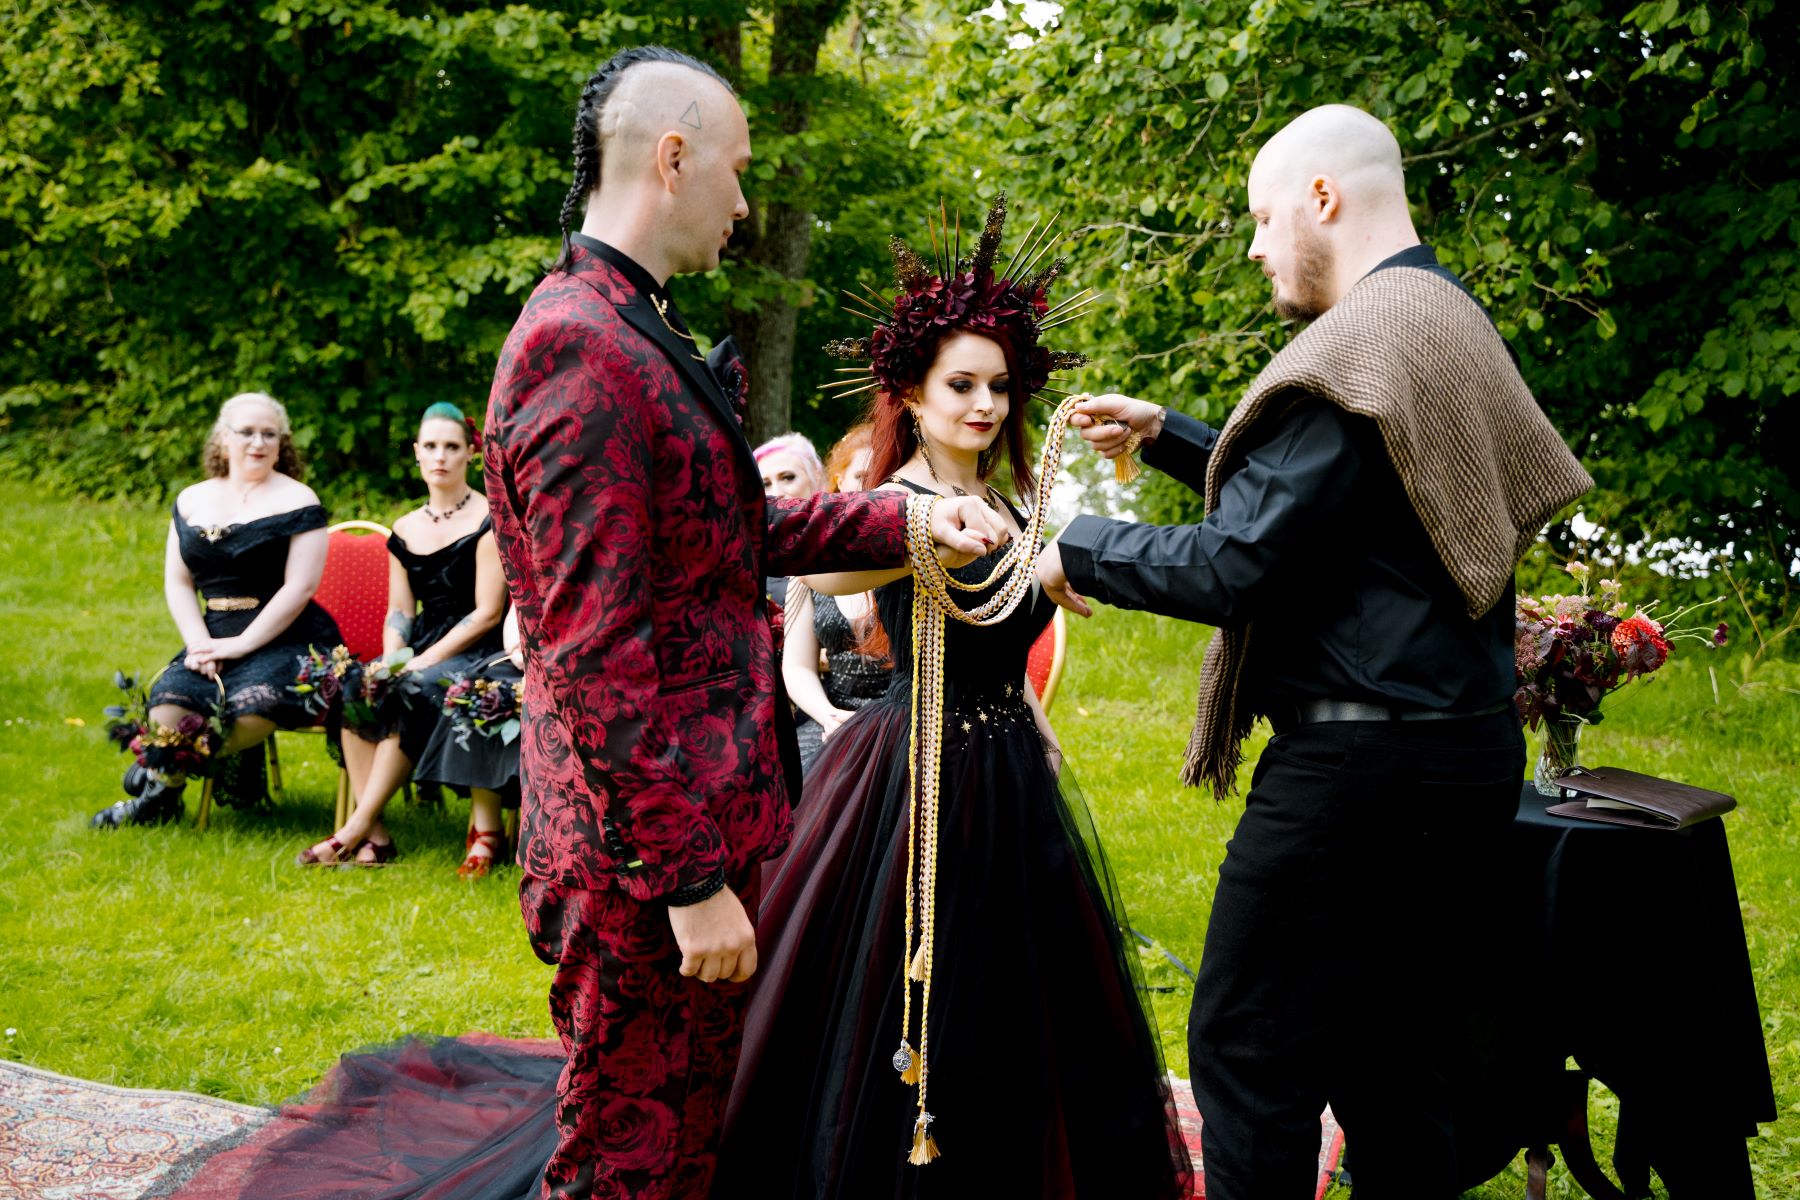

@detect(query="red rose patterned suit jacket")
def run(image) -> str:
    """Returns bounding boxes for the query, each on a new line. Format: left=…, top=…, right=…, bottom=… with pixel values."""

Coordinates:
left=485, top=243, right=908, bottom=901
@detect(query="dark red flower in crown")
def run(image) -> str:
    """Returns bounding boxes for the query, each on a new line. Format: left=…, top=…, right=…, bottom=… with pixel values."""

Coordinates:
left=821, top=193, right=1096, bottom=406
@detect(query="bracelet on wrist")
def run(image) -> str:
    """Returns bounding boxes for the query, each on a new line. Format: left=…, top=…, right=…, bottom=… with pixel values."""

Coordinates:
left=665, top=868, right=728, bottom=907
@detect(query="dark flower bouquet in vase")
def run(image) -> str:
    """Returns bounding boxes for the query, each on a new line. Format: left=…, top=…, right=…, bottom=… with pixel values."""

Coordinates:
left=104, top=669, right=226, bottom=780
left=442, top=671, right=521, bottom=751
left=1514, top=563, right=1727, bottom=794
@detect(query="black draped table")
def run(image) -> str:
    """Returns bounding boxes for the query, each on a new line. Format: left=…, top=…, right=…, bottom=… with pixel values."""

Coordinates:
left=1455, top=784, right=1776, bottom=1198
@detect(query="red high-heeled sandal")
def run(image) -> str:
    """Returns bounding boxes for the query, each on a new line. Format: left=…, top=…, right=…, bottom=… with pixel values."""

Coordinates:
left=458, top=829, right=507, bottom=880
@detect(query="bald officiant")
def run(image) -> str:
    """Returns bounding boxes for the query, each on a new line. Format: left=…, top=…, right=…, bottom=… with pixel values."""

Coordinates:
left=1036, top=105, right=1592, bottom=1196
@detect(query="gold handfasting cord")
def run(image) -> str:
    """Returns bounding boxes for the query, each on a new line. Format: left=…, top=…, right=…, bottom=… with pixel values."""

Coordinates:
left=891, top=392, right=1129, bottom=1164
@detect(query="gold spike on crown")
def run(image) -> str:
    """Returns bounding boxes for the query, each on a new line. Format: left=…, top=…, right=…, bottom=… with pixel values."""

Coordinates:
left=820, top=193, right=1095, bottom=405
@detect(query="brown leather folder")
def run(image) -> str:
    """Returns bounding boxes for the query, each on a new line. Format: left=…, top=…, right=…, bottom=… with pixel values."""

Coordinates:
left=1546, top=766, right=1737, bottom=830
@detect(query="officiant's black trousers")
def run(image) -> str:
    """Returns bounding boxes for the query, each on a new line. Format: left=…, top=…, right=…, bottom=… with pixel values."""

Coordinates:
left=1189, top=711, right=1523, bottom=1200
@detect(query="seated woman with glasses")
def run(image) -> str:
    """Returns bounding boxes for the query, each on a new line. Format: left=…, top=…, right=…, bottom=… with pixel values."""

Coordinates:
left=93, top=392, right=343, bottom=828
left=296, top=402, right=505, bottom=866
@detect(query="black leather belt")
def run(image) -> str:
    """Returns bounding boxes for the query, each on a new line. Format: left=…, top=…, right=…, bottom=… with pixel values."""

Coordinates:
left=1288, top=699, right=1511, bottom=725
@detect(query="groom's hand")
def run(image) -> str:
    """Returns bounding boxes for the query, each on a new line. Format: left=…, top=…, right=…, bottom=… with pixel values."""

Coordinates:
left=929, top=495, right=1010, bottom=568
left=1070, top=394, right=1165, bottom=459
left=1035, top=540, right=1092, bottom=618
left=669, top=886, right=758, bottom=983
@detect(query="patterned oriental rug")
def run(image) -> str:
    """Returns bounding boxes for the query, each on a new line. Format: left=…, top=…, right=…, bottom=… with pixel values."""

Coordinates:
left=1, top=1050, right=1343, bottom=1199
left=0, top=1058, right=267, bottom=1199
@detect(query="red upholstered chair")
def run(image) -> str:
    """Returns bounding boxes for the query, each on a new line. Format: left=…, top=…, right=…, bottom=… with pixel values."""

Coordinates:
left=1026, top=607, right=1068, bottom=712
left=199, top=521, right=397, bottom=830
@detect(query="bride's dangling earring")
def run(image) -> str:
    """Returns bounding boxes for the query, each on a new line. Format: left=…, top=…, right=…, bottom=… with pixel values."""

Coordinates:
left=911, top=408, right=938, bottom=479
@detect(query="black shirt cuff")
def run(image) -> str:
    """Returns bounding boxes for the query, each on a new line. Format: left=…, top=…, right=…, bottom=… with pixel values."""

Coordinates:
left=1057, top=514, right=1115, bottom=599
left=1141, top=410, right=1218, bottom=491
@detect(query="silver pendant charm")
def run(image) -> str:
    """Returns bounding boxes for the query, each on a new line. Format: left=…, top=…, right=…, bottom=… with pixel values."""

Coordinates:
left=892, top=1040, right=914, bottom=1074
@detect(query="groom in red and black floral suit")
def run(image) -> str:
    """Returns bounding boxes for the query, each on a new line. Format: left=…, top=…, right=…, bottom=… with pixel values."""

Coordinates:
left=484, top=48, right=1003, bottom=1199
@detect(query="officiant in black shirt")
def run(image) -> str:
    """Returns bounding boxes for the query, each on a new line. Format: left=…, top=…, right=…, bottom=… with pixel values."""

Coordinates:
left=1036, top=105, right=1592, bottom=1198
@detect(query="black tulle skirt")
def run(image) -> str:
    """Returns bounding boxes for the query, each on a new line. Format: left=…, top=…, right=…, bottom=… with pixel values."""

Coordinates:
left=159, top=1037, right=560, bottom=1200
left=716, top=681, right=1192, bottom=1200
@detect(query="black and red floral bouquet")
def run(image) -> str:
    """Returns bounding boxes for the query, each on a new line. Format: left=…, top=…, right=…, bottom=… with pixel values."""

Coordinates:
left=290, top=644, right=363, bottom=719
left=1513, top=562, right=1727, bottom=729
left=291, top=645, right=415, bottom=738
left=442, top=674, right=521, bottom=751
left=104, top=670, right=225, bottom=778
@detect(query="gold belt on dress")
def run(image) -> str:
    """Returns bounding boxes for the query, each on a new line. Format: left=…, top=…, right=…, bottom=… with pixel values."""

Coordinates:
left=205, top=596, right=261, bottom=612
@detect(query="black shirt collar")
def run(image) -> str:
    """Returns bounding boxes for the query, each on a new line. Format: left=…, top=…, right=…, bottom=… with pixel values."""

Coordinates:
left=1367, top=243, right=1443, bottom=276
left=570, top=234, right=669, bottom=305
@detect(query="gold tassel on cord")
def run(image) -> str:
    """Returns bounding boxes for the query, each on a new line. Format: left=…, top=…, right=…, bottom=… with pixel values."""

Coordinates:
left=900, top=1056, right=923, bottom=1086
left=908, top=1113, right=940, bottom=1165
left=1113, top=424, right=1143, bottom=484
left=908, top=943, right=927, bottom=981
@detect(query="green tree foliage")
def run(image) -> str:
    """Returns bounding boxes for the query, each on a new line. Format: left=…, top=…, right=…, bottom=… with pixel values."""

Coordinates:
left=912, top=0, right=1796, bottom=612
left=0, top=1, right=928, bottom=504
left=4, top=0, right=1794, bottom=625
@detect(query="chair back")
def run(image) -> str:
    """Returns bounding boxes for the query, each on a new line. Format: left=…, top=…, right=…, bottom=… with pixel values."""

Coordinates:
left=1026, top=607, right=1068, bottom=712
left=314, top=521, right=393, bottom=661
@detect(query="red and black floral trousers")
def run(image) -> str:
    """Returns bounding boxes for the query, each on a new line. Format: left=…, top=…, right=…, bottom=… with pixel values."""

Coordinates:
left=521, top=866, right=761, bottom=1200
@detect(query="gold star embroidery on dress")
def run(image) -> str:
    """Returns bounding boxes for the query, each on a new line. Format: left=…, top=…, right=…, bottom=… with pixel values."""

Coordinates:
left=961, top=720, right=972, bottom=732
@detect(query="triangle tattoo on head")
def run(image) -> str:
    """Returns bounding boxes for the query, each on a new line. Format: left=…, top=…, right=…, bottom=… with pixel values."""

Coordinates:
left=679, top=101, right=702, bottom=130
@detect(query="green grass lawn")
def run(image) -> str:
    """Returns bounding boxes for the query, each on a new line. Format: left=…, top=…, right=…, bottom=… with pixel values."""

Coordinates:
left=0, top=482, right=1793, bottom=1197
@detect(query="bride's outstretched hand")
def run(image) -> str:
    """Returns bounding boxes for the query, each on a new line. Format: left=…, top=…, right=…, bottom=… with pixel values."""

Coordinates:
left=929, top=494, right=1010, bottom=568
left=1035, top=539, right=1092, bottom=618
left=1070, top=394, right=1165, bottom=459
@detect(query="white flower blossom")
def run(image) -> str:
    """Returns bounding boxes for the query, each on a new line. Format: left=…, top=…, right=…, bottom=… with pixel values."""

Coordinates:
left=1018, top=1, right=1064, bottom=32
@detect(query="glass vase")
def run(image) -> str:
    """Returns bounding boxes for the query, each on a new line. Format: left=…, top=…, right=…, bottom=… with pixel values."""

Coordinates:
left=1533, top=715, right=1584, bottom=797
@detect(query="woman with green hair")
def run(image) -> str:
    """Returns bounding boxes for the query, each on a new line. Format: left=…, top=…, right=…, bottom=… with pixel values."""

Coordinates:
left=297, top=402, right=510, bottom=872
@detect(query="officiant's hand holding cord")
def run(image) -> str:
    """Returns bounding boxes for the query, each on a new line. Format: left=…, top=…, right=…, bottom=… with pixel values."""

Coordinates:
left=1067, top=393, right=1167, bottom=459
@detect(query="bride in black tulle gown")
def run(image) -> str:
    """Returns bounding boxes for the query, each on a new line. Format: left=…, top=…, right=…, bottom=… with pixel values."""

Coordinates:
left=713, top=325, right=1191, bottom=1199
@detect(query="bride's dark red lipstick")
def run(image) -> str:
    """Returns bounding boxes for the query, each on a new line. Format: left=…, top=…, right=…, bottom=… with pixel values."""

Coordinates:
left=965, top=421, right=995, bottom=432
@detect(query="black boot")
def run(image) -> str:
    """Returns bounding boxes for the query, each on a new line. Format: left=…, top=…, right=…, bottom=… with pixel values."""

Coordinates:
left=90, top=778, right=187, bottom=829
left=122, top=762, right=150, bottom=797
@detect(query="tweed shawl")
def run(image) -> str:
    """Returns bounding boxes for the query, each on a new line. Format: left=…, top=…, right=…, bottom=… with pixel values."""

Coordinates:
left=1183, top=266, right=1594, bottom=797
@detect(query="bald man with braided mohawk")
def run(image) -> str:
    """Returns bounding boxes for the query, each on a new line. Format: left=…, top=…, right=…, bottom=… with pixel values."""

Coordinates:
left=1036, top=104, right=1592, bottom=1196
left=483, top=45, right=1007, bottom=1200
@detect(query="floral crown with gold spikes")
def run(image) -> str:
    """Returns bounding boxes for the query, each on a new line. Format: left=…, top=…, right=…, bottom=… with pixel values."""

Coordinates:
left=819, top=193, right=1098, bottom=406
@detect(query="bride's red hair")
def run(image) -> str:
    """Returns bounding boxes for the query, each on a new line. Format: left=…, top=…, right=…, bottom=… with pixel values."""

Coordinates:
left=848, top=329, right=1038, bottom=663
left=859, top=329, right=1039, bottom=507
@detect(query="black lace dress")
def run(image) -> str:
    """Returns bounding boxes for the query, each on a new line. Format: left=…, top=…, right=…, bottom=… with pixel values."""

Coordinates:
left=150, top=505, right=342, bottom=727
left=793, top=590, right=894, bottom=774
left=715, top=481, right=1193, bottom=1199
left=377, top=518, right=504, bottom=767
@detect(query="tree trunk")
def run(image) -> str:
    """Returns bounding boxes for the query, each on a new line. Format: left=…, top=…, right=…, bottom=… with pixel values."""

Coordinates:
left=726, top=0, right=845, bottom=445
